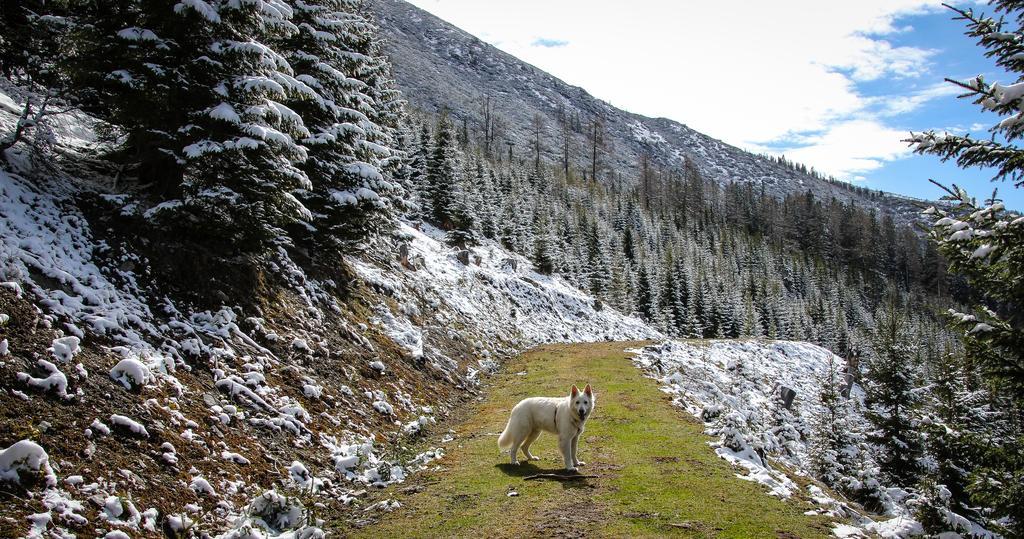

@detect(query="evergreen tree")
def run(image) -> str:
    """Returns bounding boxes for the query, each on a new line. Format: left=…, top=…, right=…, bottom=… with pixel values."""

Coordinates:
left=863, top=298, right=924, bottom=488
left=635, top=264, right=655, bottom=321
left=425, top=113, right=461, bottom=230
left=809, top=354, right=885, bottom=509
left=660, top=257, right=685, bottom=336
left=0, top=0, right=70, bottom=89
left=906, top=3, right=1024, bottom=532
left=586, top=222, right=611, bottom=297
left=62, top=0, right=197, bottom=193
left=407, top=121, right=431, bottom=222
left=282, top=0, right=399, bottom=249
left=532, top=210, right=557, bottom=275
left=811, top=354, right=854, bottom=483
left=165, top=0, right=315, bottom=252
left=918, top=351, right=995, bottom=526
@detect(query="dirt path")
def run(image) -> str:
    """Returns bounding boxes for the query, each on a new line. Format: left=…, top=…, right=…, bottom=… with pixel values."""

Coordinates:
left=337, top=342, right=834, bottom=538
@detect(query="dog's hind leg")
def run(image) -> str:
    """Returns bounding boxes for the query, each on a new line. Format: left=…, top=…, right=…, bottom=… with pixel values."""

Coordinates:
left=521, top=429, right=541, bottom=461
left=509, top=434, right=525, bottom=465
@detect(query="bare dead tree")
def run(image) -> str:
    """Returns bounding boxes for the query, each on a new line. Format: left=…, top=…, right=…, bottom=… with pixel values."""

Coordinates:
left=640, top=149, right=652, bottom=210
left=491, top=114, right=506, bottom=162
left=530, top=113, right=544, bottom=172
left=557, top=104, right=571, bottom=179
left=480, top=95, right=494, bottom=157
left=586, top=115, right=605, bottom=184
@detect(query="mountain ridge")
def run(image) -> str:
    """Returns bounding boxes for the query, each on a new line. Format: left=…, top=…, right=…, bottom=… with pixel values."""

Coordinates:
left=367, top=0, right=929, bottom=224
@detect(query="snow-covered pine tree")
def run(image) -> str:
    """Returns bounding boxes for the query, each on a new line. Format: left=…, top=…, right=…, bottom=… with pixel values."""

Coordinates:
left=0, top=0, right=69, bottom=87
left=425, top=112, right=461, bottom=231
left=389, top=123, right=416, bottom=213
left=810, top=354, right=875, bottom=504
left=406, top=120, right=431, bottom=222
left=585, top=222, right=611, bottom=298
left=905, top=3, right=1024, bottom=531
left=58, top=1, right=197, bottom=193
left=334, top=0, right=409, bottom=201
left=916, top=349, right=996, bottom=530
left=159, top=0, right=314, bottom=253
left=61, top=1, right=315, bottom=254
left=863, top=297, right=924, bottom=488
left=280, top=0, right=398, bottom=250
left=660, top=255, right=685, bottom=336
left=532, top=209, right=557, bottom=275
left=811, top=356, right=850, bottom=469
left=634, top=263, right=656, bottom=321
left=446, top=155, right=480, bottom=246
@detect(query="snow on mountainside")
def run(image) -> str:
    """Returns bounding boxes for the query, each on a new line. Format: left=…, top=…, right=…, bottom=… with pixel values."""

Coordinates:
left=0, top=85, right=657, bottom=536
left=367, top=0, right=929, bottom=225
left=631, top=341, right=997, bottom=539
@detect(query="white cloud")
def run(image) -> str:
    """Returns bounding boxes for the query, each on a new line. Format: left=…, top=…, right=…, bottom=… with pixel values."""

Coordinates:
left=405, top=0, right=954, bottom=181
left=774, top=120, right=914, bottom=180
left=832, top=36, right=936, bottom=81
left=876, top=82, right=961, bottom=116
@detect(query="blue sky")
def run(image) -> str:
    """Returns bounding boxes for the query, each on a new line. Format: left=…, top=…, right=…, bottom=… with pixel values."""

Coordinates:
left=803, top=8, right=1021, bottom=208
left=407, top=0, right=1023, bottom=210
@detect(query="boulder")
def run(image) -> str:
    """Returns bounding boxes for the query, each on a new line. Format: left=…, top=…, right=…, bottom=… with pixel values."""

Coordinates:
left=780, top=386, right=796, bottom=409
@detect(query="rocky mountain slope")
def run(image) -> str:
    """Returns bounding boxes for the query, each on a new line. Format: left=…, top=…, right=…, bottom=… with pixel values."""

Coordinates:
left=368, top=0, right=928, bottom=223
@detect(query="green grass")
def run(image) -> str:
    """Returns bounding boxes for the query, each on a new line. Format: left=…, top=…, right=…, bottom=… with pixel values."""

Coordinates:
left=340, top=342, right=834, bottom=538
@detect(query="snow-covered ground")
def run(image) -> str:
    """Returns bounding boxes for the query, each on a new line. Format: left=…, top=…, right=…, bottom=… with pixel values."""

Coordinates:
left=630, top=340, right=997, bottom=538
left=354, top=222, right=658, bottom=361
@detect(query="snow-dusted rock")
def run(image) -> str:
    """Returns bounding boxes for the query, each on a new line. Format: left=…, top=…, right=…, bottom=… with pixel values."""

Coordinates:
left=0, top=439, right=57, bottom=486
left=109, top=414, right=149, bottom=437
left=16, top=360, right=71, bottom=400
left=49, top=336, right=80, bottom=364
left=109, top=358, right=152, bottom=390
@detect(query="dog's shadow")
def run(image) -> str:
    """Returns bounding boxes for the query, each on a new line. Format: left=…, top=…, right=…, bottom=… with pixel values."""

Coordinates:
left=495, top=462, right=593, bottom=490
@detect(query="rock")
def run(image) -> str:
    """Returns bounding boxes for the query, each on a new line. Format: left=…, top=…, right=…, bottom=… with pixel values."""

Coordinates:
left=780, top=386, right=796, bottom=409
left=593, top=299, right=603, bottom=311
left=456, top=250, right=471, bottom=265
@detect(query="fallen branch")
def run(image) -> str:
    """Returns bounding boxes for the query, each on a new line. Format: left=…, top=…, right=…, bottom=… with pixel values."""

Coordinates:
left=523, top=473, right=598, bottom=481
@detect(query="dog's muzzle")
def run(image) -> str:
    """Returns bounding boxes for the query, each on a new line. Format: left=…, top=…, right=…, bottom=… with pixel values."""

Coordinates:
left=578, top=408, right=587, bottom=419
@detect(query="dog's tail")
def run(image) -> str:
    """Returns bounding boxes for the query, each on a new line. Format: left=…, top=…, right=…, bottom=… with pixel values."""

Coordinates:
left=497, top=422, right=513, bottom=451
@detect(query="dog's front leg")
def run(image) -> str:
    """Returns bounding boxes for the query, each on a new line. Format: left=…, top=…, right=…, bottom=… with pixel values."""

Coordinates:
left=571, top=433, right=585, bottom=467
left=559, top=435, right=576, bottom=472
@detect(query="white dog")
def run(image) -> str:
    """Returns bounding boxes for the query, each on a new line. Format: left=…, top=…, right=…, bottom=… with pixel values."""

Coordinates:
left=497, top=384, right=595, bottom=471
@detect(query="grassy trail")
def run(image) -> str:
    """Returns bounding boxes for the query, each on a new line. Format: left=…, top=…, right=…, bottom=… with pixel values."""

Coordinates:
left=340, top=342, right=834, bottom=538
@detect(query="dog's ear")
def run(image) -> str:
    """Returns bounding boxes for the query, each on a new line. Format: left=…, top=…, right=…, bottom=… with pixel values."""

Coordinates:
left=571, top=385, right=579, bottom=398
left=584, top=384, right=593, bottom=397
